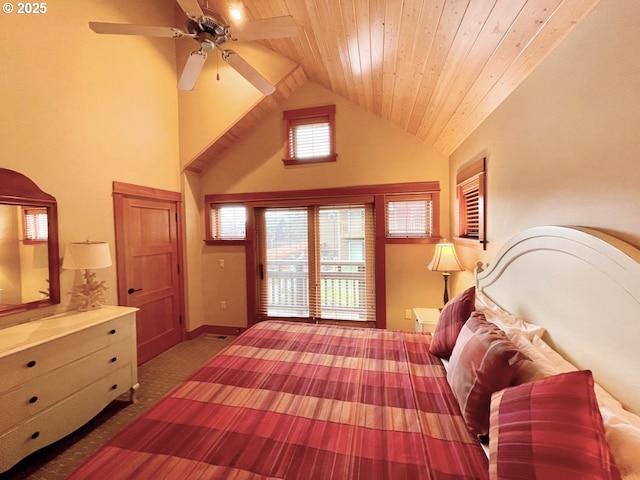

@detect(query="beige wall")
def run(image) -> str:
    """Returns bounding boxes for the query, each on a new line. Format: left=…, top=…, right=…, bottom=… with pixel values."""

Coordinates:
left=177, top=43, right=297, bottom=331
left=449, top=0, right=640, bottom=292
left=0, top=0, right=181, bottom=327
left=196, top=82, right=450, bottom=331
left=176, top=41, right=297, bottom=169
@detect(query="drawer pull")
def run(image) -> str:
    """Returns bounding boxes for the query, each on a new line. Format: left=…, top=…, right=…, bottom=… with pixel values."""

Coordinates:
left=111, top=384, right=118, bottom=390
left=27, top=360, right=37, bottom=368
left=31, top=431, right=40, bottom=440
left=109, top=329, right=117, bottom=335
left=29, top=396, right=38, bottom=404
left=110, top=357, right=118, bottom=363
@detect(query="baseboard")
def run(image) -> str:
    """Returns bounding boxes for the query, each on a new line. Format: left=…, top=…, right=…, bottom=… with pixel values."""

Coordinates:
left=187, top=324, right=246, bottom=340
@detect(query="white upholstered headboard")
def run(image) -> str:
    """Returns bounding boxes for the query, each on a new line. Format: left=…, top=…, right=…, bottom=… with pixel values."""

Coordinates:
left=475, top=226, right=640, bottom=415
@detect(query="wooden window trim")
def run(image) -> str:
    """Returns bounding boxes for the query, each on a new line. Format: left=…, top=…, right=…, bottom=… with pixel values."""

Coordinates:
left=455, top=157, right=486, bottom=250
left=282, top=105, right=337, bottom=166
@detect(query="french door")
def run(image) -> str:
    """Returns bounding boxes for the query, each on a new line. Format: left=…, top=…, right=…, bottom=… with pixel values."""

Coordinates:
left=256, top=203, right=375, bottom=324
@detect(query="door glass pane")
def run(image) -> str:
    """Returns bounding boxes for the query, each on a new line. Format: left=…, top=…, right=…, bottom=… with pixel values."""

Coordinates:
left=264, top=208, right=308, bottom=317
left=318, top=206, right=367, bottom=320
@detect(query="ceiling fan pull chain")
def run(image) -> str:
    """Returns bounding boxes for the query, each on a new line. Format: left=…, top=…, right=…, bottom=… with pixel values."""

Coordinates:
left=216, top=50, right=220, bottom=81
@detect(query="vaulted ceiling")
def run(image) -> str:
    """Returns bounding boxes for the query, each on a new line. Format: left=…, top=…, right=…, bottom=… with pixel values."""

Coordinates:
left=187, top=0, right=600, bottom=171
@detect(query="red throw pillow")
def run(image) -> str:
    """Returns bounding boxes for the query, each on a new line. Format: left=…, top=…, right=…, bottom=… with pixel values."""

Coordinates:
left=446, top=312, right=529, bottom=439
left=429, top=286, right=475, bottom=357
left=489, top=370, right=621, bottom=480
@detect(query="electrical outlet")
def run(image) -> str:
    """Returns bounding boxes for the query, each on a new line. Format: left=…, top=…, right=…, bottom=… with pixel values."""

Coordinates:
left=220, top=300, right=227, bottom=310
left=404, top=309, right=412, bottom=319
left=219, top=259, right=225, bottom=268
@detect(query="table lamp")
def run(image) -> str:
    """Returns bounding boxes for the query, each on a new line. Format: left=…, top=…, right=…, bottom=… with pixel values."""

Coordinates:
left=62, top=241, right=112, bottom=311
left=428, top=241, right=464, bottom=306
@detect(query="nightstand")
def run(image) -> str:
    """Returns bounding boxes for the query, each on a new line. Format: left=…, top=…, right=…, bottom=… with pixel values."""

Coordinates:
left=414, top=308, right=441, bottom=333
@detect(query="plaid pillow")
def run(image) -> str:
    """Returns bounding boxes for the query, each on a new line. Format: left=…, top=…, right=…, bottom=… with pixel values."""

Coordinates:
left=447, top=312, right=528, bottom=439
left=429, top=286, right=475, bottom=357
left=489, top=370, right=622, bottom=480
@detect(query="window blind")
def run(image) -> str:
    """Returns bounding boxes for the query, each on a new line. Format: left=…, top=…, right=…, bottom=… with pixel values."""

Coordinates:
left=24, top=208, right=48, bottom=242
left=385, top=196, right=433, bottom=238
left=211, top=205, right=246, bottom=240
left=455, top=157, right=485, bottom=246
left=288, top=117, right=331, bottom=159
left=317, top=205, right=375, bottom=321
left=261, top=207, right=310, bottom=318
left=461, top=180, right=480, bottom=238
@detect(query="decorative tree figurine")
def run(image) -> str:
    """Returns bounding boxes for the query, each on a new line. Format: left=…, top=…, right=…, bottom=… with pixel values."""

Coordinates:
left=69, top=269, right=109, bottom=311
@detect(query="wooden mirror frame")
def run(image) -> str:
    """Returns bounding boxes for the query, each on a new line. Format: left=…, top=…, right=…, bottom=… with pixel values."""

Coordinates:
left=0, top=168, right=60, bottom=316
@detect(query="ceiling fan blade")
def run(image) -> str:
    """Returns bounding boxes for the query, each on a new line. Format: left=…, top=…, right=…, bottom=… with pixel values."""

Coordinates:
left=176, top=0, right=204, bottom=19
left=231, top=16, right=302, bottom=42
left=222, top=50, right=275, bottom=95
left=178, top=50, right=208, bottom=91
left=89, top=22, right=189, bottom=38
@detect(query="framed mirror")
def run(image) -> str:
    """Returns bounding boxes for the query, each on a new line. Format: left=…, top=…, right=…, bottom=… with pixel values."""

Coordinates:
left=0, top=168, right=60, bottom=316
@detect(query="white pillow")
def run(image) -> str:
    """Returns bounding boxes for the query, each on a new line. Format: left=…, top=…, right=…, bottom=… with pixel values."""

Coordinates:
left=508, top=334, right=556, bottom=382
left=599, top=400, right=640, bottom=480
left=474, top=289, right=546, bottom=340
left=528, top=336, right=640, bottom=479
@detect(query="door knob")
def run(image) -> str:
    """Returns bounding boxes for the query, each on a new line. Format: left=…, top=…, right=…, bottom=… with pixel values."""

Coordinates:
left=127, top=288, right=142, bottom=294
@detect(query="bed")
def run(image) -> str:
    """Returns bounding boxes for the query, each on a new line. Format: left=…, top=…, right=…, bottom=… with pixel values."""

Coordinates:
left=68, top=226, right=640, bottom=479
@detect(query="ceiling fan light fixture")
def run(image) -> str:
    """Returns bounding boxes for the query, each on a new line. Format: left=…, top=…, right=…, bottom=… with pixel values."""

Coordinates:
left=200, top=39, right=215, bottom=51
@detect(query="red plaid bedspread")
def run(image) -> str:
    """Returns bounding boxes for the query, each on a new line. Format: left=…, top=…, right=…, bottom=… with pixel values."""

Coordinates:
left=69, top=321, right=488, bottom=479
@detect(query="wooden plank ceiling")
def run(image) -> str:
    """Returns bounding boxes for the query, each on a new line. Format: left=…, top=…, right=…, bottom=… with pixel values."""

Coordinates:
left=189, top=0, right=600, bottom=171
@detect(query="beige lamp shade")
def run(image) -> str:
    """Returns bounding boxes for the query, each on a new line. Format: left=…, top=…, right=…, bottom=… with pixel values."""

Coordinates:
left=428, top=242, right=463, bottom=272
left=62, top=242, right=112, bottom=270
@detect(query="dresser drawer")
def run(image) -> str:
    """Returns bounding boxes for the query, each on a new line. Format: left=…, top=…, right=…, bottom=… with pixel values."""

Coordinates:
left=0, top=365, right=133, bottom=473
left=0, top=314, right=132, bottom=394
left=0, top=339, right=133, bottom=434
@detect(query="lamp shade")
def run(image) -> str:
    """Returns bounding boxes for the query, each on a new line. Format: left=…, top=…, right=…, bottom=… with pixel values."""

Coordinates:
left=62, top=242, right=112, bottom=270
left=428, top=242, right=463, bottom=272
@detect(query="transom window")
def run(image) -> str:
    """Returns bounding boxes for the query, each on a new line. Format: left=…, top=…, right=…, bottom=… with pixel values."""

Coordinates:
left=283, top=105, right=337, bottom=166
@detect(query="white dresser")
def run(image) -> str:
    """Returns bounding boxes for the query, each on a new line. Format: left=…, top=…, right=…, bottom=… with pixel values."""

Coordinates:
left=0, top=306, right=139, bottom=473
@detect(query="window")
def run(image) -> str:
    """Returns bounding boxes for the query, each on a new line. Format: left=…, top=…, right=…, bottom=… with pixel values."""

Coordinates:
left=456, top=157, right=486, bottom=248
left=23, top=207, right=48, bottom=243
left=283, top=105, right=336, bottom=165
left=203, top=181, right=441, bottom=328
left=257, top=203, right=375, bottom=323
left=208, top=204, right=246, bottom=241
left=385, top=195, right=434, bottom=238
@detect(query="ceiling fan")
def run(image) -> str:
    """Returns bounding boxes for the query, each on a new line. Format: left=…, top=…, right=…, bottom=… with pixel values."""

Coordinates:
left=89, top=0, right=301, bottom=94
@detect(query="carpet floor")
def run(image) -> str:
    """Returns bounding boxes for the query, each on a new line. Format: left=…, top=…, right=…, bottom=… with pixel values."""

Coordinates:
left=0, top=334, right=235, bottom=480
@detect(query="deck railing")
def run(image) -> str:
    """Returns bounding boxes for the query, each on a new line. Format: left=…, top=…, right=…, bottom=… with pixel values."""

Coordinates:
left=266, top=259, right=369, bottom=320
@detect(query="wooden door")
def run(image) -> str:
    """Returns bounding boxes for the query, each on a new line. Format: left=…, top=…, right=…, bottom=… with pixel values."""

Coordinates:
left=113, top=182, right=184, bottom=364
